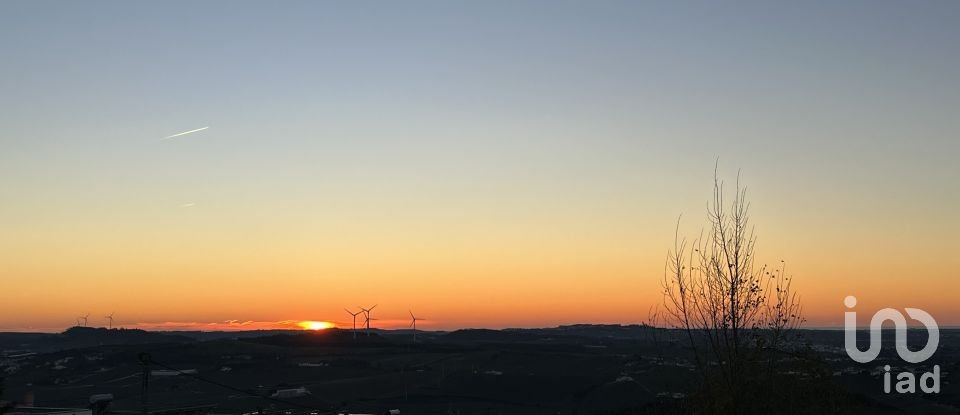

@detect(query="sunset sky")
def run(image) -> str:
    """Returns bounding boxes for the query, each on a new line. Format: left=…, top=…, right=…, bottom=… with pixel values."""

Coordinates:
left=1, top=1, right=958, bottom=331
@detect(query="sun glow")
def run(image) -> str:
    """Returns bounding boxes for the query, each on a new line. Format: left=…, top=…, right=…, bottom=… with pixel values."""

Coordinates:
left=298, top=321, right=335, bottom=331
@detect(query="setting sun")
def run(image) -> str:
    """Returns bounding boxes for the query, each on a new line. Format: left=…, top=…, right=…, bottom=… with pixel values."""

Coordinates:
left=297, top=321, right=335, bottom=331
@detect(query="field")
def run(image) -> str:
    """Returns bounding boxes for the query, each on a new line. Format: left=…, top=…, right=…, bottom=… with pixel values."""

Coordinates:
left=2, top=327, right=959, bottom=414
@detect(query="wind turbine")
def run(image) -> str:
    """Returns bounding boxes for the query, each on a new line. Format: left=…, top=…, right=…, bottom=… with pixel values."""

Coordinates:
left=359, top=304, right=377, bottom=336
left=105, top=312, right=115, bottom=329
left=80, top=313, right=90, bottom=327
left=364, top=315, right=378, bottom=336
left=409, top=310, right=423, bottom=342
left=344, top=308, right=362, bottom=339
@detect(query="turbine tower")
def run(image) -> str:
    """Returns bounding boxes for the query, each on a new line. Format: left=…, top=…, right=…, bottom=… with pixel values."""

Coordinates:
left=359, top=304, right=377, bottom=336
left=80, top=313, right=90, bottom=327
left=364, top=315, right=378, bottom=336
left=105, top=312, right=115, bottom=329
left=344, top=308, right=362, bottom=340
left=409, top=310, right=423, bottom=342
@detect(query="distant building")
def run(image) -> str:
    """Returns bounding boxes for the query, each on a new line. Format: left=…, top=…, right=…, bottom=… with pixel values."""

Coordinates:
left=270, top=387, right=310, bottom=398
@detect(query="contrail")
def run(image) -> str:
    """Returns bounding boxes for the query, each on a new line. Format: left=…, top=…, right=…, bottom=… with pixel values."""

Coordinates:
left=163, top=126, right=208, bottom=139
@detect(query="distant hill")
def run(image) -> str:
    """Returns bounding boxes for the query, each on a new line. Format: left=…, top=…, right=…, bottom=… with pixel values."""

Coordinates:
left=442, top=328, right=542, bottom=343
left=241, top=329, right=391, bottom=347
left=440, top=325, right=654, bottom=343
left=533, top=324, right=651, bottom=338
left=0, top=327, right=192, bottom=353
left=61, top=326, right=193, bottom=346
left=165, top=329, right=302, bottom=341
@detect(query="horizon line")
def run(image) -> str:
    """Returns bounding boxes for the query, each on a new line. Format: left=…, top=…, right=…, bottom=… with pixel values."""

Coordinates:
left=5, top=324, right=960, bottom=334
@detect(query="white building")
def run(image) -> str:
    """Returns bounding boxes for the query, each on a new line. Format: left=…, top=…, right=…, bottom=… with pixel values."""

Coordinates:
left=270, top=387, right=310, bottom=398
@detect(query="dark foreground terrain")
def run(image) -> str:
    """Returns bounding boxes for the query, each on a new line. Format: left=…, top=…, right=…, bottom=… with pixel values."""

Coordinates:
left=1, top=326, right=958, bottom=414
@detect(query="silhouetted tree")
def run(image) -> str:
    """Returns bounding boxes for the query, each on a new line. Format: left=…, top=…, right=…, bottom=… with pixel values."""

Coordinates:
left=645, top=305, right=665, bottom=362
left=662, top=167, right=813, bottom=414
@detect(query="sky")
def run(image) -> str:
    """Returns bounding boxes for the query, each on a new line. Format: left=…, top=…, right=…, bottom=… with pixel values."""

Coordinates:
left=1, top=1, right=958, bottom=331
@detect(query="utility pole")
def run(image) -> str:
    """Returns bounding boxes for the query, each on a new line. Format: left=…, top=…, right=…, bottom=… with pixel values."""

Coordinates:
left=139, top=353, right=151, bottom=415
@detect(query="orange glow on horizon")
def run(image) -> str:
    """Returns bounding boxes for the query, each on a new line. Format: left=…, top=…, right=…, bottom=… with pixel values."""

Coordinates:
left=298, top=321, right=335, bottom=331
